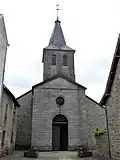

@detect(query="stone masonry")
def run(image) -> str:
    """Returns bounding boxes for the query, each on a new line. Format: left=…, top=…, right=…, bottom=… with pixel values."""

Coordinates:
left=31, top=77, right=88, bottom=150
left=15, top=91, right=32, bottom=149
left=0, top=86, right=19, bottom=157
left=0, top=14, right=8, bottom=143
left=15, top=16, right=106, bottom=152
left=99, top=34, right=120, bottom=160
left=103, top=58, right=120, bottom=160
left=43, top=50, right=75, bottom=81
left=16, top=76, right=106, bottom=151
left=0, top=15, right=20, bottom=158
left=86, top=97, right=106, bottom=150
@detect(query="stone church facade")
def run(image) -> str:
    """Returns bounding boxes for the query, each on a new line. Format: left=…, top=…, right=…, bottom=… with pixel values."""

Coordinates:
left=16, top=17, right=106, bottom=151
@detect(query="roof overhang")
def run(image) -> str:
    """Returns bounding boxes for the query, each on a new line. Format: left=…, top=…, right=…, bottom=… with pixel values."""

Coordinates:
left=100, top=34, right=120, bottom=106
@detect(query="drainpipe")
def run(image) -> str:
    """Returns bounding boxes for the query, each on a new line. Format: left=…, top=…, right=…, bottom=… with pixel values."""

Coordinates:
left=102, top=106, right=111, bottom=158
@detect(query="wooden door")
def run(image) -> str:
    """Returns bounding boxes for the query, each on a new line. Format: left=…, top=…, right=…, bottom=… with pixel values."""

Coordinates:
left=61, top=124, right=68, bottom=150
left=52, top=124, right=60, bottom=150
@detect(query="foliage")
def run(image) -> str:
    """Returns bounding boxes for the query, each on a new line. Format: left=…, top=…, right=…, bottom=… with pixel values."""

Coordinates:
left=95, top=128, right=104, bottom=136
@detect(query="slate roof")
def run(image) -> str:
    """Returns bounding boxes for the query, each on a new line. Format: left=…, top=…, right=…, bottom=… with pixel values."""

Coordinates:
left=44, top=18, right=75, bottom=51
left=100, top=34, right=120, bottom=106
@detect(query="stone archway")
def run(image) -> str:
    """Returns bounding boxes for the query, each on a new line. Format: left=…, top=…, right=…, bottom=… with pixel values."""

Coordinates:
left=52, top=114, right=68, bottom=151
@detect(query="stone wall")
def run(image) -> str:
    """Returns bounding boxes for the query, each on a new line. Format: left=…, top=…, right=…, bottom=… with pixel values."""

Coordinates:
left=16, top=91, right=32, bottom=149
left=96, top=132, right=109, bottom=157
left=31, top=77, right=88, bottom=151
left=0, top=15, right=8, bottom=128
left=86, top=96, right=106, bottom=150
left=43, top=49, right=75, bottom=81
left=105, top=58, right=120, bottom=160
left=0, top=89, right=18, bottom=157
left=0, top=15, right=8, bottom=156
left=15, top=77, right=107, bottom=152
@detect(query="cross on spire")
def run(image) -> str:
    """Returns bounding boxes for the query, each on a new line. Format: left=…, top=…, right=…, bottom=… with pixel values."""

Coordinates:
left=56, top=4, right=61, bottom=21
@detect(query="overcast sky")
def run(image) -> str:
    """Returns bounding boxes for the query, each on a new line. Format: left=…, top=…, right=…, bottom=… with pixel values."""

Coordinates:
left=1, top=0, right=120, bottom=102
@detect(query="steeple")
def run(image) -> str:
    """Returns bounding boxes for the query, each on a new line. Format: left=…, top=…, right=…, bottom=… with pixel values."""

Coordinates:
left=43, top=15, right=75, bottom=81
left=49, top=18, right=66, bottom=47
left=44, top=18, right=74, bottom=51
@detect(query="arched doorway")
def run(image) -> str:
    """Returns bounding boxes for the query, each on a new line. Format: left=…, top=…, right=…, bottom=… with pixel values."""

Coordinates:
left=52, top=114, right=68, bottom=151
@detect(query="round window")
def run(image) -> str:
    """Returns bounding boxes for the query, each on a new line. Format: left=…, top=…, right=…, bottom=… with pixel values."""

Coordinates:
left=56, top=97, right=65, bottom=106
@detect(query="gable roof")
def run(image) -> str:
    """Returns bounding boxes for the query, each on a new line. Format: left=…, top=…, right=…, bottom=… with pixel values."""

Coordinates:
left=100, top=34, right=120, bottom=106
left=3, top=85, right=20, bottom=107
left=32, top=74, right=87, bottom=90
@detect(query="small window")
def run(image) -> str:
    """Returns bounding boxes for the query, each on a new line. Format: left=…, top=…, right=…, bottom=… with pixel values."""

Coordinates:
left=1, top=131, right=5, bottom=147
left=11, top=132, right=14, bottom=143
left=52, top=54, right=56, bottom=65
left=63, top=55, right=67, bottom=66
left=4, top=104, right=8, bottom=125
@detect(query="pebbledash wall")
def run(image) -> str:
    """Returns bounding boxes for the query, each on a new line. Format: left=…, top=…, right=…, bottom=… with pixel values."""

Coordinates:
left=16, top=77, right=106, bottom=151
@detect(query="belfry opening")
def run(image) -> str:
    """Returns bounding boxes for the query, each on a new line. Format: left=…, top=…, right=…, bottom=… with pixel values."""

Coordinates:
left=52, top=114, right=68, bottom=151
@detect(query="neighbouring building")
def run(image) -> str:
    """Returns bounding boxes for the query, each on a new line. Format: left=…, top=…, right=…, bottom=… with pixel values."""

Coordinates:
left=16, top=16, right=106, bottom=151
left=0, top=14, right=20, bottom=157
left=0, top=14, right=8, bottom=138
left=0, top=85, right=20, bottom=157
left=100, top=34, right=120, bottom=160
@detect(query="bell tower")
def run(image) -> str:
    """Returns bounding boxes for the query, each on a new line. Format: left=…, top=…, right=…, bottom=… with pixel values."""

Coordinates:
left=42, top=17, right=76, bottom=81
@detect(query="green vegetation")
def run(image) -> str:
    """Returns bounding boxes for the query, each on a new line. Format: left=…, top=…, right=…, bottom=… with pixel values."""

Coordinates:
left=95, top=128, right=104, bottom=136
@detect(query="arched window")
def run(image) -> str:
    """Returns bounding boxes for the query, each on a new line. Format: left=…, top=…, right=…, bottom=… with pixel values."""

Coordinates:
left=63, top=55, right=67, bottom=66
left=52, top=54, right=56, bottom=65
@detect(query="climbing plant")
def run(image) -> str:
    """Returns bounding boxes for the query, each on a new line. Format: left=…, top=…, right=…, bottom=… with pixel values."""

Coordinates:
left=95, top=128, right=104, bottom=136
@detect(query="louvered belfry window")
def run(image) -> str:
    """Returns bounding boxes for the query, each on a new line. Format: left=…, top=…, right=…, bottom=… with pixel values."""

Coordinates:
left=63, top=55, right=67, bottom=66
left=52, top=54, right=56, bottom=65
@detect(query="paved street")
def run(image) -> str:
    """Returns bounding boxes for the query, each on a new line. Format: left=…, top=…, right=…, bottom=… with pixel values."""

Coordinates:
left=0, top=151, right=111, bottom=160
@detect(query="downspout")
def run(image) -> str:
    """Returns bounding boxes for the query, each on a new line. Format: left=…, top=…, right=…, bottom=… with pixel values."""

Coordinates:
left=102, top=106, right=111, bottom=158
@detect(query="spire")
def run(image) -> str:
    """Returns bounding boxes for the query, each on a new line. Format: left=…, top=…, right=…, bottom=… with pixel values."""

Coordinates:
left=48, top=4, right=66, bottom=47
left=44, top=18, right=74, bottom=51
left=44, top=5, right=75, bottom=51
left=48, top=19, right=66, bottom=47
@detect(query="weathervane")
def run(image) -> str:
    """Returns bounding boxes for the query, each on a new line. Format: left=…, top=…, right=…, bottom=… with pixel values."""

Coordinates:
left=56, top=4, right=61, bottom=20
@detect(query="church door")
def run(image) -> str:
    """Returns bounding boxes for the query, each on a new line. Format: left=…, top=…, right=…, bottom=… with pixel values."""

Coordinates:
left=52, top=114, right=68, bottom=151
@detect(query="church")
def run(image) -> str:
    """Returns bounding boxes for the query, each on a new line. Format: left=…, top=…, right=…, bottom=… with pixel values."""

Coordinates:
left=15, top=16, right=105, bottom=151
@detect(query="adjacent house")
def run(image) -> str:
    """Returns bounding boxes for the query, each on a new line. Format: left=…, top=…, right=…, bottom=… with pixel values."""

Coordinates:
left=100, top=34, right=120, bottom=160
left=0, top=85, right=20, bottom=157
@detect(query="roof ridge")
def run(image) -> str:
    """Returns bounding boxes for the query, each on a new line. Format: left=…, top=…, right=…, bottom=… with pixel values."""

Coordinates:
left=32, top=74, right=87, bottom=90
